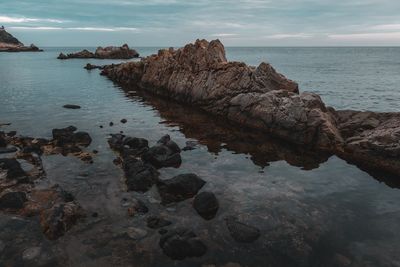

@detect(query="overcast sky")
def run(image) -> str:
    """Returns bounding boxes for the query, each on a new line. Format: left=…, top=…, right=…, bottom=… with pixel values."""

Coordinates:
left=1, top=0, right=400, bottom=46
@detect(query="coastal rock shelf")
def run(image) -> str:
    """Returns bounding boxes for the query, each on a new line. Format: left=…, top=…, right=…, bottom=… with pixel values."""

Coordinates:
left=0, top=27, right=42, bottom=52
left=57, top=44, right=139, bottom=60
left=101, top=39, right=400, bottom=176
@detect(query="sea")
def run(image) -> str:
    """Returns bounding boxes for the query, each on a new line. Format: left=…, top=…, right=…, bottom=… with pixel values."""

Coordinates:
left=0, top=47, right=399, bottom=267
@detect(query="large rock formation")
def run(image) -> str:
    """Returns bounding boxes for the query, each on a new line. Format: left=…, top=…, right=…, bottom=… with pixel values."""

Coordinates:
left=0, top=27, right=42, bottom=52
left=101, top=39, right=400, bottom=176
left=57, top=44, right=139, bottom=59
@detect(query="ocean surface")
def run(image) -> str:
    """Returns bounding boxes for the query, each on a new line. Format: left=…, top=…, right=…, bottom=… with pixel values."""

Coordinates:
left=0, top=47, right=400, bottom=267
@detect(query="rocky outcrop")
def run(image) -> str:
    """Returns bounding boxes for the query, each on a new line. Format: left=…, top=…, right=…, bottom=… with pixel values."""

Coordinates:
left=101, top=39, right=400, bottom=176
left=0, top=28, right=42, bottom=52
left=57, top=44, right=139, bottom=59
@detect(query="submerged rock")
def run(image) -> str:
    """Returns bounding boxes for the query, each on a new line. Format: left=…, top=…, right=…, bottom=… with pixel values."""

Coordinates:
left=225, top=217, right=260, bottom=243
left=0, top=191, right=27, bottom=210
left=123, top=158, right=159, bottom=192
left=157, top=173, right=206, bottom=204
left=146, top=216, right=172, bottom=229
left=193, top=192, right=219, bottom=220
left=40, top=201, right=84, bottom=240
left=101, top=39, right=400, bottom=176
left=159, top=228, right=207, bottom=260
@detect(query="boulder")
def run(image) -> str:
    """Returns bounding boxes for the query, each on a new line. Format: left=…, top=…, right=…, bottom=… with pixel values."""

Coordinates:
left=123, top=158, right=159, bottom=192
left=0, top=191, right=27, bottom=210
left=126, top=198, right=149, bottom=216
left=193, top=192, right=219, bottom=220
left=225, top=217, right=260, bottom=243
left=157, top=173, right=206, bottom=204
left=142, top=135, right=182, bottom=168
left=159, top=228, right=207, bottom=260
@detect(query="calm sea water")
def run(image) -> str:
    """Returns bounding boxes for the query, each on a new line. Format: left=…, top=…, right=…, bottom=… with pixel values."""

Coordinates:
left=0, top=47, right=400, bottom=267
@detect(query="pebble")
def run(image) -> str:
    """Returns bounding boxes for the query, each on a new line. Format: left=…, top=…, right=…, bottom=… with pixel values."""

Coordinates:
left=22, top=246, right=41, bottom=261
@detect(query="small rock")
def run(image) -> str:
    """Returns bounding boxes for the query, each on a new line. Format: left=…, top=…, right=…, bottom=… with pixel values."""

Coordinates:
left=159, top=228, right=207, bottom=260
left=7, top=131, right=17, bottom=137
left=0, top=158, right=26, bottom=180
left=225, top=217, right=260, bottom=243
left=182, top=140, right=198, bottom=151
left=0, top=191, right=27, bottom=210
left=120, top=118, right=127, bottom=124
left=109, top=122, right=114, bottom=126
left=63, top=104, right=81, bottom=109
left=92, top=149, right=98, bottom=154
left=193, top=192, right=219, bottom=220
left=99, top=125, right=103, bottom=128
left=147, top=216, right=172, bottom=229
left=22, top=246, right=41, bottom=261
left=126, top=227, right=147, bottom=240
left=127, top=198, right=149, bottom=216
left=157, top=173, right=206, bottom=204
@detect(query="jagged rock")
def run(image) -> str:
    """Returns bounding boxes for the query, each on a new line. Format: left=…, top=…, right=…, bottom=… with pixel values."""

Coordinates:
left=40, top=201, right=83, bottom=240
left=157, top=173, right=206, bottom=204
left=193, top=192, right=219, bottom=220
left=101, top=39, right=400, bottom=176
left=0, top=135, right=6, bottom=147
left=0, top=158, right=26, bottom=180
left=225, top=217, right=260, bottom=243
left=159, top=228, right=207, bottom=260
left=63, top=104, right=81, bottom=109
left=142, top=135, right=182, bottom=168
left=147, top=216, right=172, bottom=229
left=84, top=63, right=103, bottom=70
left=58, top=44, right=139, bottom=60
left=0, top=191, right=27, bottom=210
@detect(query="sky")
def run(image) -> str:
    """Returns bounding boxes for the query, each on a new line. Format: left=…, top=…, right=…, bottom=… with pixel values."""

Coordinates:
left=0, top=0, right=400, bottom=46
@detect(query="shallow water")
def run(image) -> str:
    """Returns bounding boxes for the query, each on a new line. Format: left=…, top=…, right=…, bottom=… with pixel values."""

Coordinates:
left=0, top=47, right=400, bottom=267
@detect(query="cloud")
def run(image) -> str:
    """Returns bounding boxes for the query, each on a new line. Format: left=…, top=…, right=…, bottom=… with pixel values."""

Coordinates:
left=8, top=26, right=140, bottom=32
left=211, top=33, right=239, bottom=37
left=328, top=32, right=400, bottom=41
left=370, top=24, right=400, bottom=30
left=0, top=16, right=65, bottom=24
left=266, top=33, right=313, bottom=39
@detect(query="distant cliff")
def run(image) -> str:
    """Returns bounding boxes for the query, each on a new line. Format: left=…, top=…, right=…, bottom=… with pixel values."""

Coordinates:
left=0, top=27, right=42, bottom=52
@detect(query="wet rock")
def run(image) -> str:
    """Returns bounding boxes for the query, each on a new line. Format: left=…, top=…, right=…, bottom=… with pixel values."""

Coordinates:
left=124, top=158, right=159, bottom=192
left=0, top=191, right=27, bottom=210
left=62, top=104, right=81, bottom=109
left=157, top=173, right=206, bottom=204
left=193, top=192, right=219, bottom=220
left=57, top=53, right=68, bottom=59
left=0, top=158, right=26, bottom=180
left=7, top=131, right=17, bottom=137
left=182, top=141, right=198, bottom=151
left=126, top=227, right=147, bottom=240
left=108, top=134, right=125, bottom=151
left=225, top=218, right=260, bottom=243
left=122, top=136, right=149, bottom=156
left=84, top=63, right=103, bottom=70
left=159, top=228, right=207, bottom=260
left=127, top=198, right=149, bottom=216
left=72, top=132, right=92, bottom=147
left=120, top=118, right=127, bottom=124
left=109, top=122, right=114, bottom=126
left=40, top=202, right=84, bottom=240
left=147, top=216, right=172, bottom=229
left=142, top=136, right=182, bottom=168
left=52, top=126, right=91, bottom=148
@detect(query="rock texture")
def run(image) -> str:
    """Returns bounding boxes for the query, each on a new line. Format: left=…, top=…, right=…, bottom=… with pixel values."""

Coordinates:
left=0, top=28, right=42, bottom=52
left=101, top=39, right=400, bottom=176
left=58, top=44, right=139, bottom=59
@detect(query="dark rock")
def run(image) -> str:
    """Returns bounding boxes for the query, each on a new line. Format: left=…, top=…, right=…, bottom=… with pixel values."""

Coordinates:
left=92, top=149, right=98, bottom=154
left=109, top=122, right=114, bottom=126
left=225, top=217, right=260, bottom=243
left=123, top=158, right=159, bottom=192
left=147, top=216, right=172, bottom=229
left=99, top=125, right=103, bottom=128
left=92, top=212, right=98, bottom=217
left=84, top=63, right=103, bottom=70
left=182, top=141, right=198, bottom=151
left=159, top=229, right=168, bottom=235
left=120, top=118, right=127, bottom=124
left=157, top=173, right=206, bottom=204
left=108, top=134, right=125, bottom=151
left=0, top=147, right=17, bottom=154
left=7, top=131, right=17, bottom=137
left=63, top=104, right=81, bottom=109
left=159, top=228, right=207, bottom=260
left=0, top=135, right=5, bottom=147
left=193, top=192, right=219, bottom=220
left=0, top=191, right=27, bottom=210
left=57, top=44, right=139, bottom=60
left=142, top=139, right=182, bottom=168
left=57, top=53, right=68, bottom=59
left=72, top=132, right=92, bottom=147
left=0, top=158, right=26, bottom=180
left=40, top=202, right=83, bottom=240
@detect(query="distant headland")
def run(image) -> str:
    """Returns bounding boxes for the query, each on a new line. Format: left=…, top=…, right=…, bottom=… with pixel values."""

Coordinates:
left=0, top=26, right=42, bottom=52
